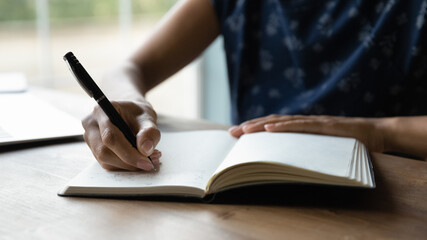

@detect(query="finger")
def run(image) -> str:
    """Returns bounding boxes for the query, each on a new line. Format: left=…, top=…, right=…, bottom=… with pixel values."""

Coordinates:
left=113, top=101, right=161, bottom=157
left=229, top=121, right=268, bottom=138
left=149, top=149, right=162, bottom=166
left=236, top=115, right=301, bottom=135
left=265, top=119, right=337, bottom=136
left=83, top=122, right=141, bottom=171
left=150, top=149, right=162, bottom=158
left=135, top=117, right=161, bottom=157
left=228, top=115, right=277, bottom=137
left=150, top=155, right=161, bottom=167
left=239, top=114, right=279, bottom=126
left=151, top=157, right=160, bottom=165
left=228, top=115, right=278, bottom=138
left=229, top=115, right=317, bottom=137
left=109, top=101, right=159, bottom=168
left=96, top=111, right=154, bottom=171
left=228, top=125, right=244, bottom=138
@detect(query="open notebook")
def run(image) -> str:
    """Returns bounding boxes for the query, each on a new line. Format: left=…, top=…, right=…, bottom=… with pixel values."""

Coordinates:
left=0, top=92, right=83, bottom=146
left=59, top=130, right=375, bottom=199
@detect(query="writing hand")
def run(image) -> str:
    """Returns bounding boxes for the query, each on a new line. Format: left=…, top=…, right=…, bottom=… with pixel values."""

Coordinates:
left=229, top=114, right=386, bottom=153
left=82, top=100, right=161, bottom=171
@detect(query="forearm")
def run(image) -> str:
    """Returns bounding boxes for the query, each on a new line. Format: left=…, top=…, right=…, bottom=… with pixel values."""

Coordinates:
left=380, top=116, right=427, bottom=159
left=131, top=0, right=220, bottom=92
left=102, top=0, right=219, bottom=102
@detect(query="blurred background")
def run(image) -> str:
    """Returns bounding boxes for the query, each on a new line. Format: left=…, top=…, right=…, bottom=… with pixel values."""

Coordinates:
left=0, top=0, right=230, bottom=124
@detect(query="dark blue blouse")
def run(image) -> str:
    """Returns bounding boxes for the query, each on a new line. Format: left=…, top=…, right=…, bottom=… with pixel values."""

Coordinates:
left=210, top=0, right=427, bottom=124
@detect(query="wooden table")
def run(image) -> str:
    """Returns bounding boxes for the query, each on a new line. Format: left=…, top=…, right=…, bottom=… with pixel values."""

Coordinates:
left=1, top=88, right=426, bottom=239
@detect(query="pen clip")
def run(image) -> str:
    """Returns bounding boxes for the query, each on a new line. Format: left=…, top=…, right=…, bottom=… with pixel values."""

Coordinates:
left=63, top=52, right=94, bottom=98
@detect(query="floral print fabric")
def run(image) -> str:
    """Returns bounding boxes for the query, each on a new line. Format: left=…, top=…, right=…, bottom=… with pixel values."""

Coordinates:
left=211, top=0, right=427, bottom=124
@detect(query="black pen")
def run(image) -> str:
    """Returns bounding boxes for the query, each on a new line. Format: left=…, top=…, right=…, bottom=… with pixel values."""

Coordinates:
left=63, top=52, right=155, bottom=171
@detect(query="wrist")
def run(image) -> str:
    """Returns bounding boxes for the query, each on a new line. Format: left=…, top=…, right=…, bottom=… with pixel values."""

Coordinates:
left=120, top=60, right=143, bottom=81
left=100, top=61, right=147, bottom=101
left=375, top=117, right=398, bottom=153
left=121, top=60, right=150, bottom=96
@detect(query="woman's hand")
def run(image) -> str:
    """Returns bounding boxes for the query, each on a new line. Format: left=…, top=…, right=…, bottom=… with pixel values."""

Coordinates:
left=229, top=114, right=386, bottom=153
left=82, top=100, right=161, bottom=171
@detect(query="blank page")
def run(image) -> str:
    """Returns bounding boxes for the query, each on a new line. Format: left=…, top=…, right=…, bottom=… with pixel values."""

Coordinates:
left=214, top=132, right=356, bottom=178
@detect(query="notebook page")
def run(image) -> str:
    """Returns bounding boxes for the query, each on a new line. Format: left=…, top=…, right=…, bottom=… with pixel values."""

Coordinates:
left=361, top=144, right=372, bottom=186
left=67, top=130, right=236, bottom=191
left=214, top=132, right=356, bottom=178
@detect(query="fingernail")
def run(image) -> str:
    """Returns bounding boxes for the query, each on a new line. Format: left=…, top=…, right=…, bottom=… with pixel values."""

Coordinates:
left=228, top=126, right=239, bottom=133
left=137, top=161, right=153, bottom=171
left=152, top=158, right=160, bottom=166
left=264, top=123, right=275, bottom=130
left=151, top=151, right=162, bottom=158
left=141, top=140, right=154, bottom=156
left=242, top=124, right=251, bottom=131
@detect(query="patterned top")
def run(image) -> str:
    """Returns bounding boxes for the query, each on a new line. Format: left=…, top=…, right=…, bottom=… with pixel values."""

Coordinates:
left=210, top=0, right=427, bottom=124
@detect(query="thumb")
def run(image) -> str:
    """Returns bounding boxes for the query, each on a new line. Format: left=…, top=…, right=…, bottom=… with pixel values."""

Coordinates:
left=136, top=118, right=161, bottom=156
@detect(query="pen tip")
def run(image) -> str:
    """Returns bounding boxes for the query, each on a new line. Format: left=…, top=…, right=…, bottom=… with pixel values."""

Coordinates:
left=148, top=156, right=156, bottom=171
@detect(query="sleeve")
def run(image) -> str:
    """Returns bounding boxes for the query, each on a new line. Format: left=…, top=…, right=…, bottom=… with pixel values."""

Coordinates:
left=209, top=0, right=223, bottom=21
left=209, top=0, right=237, bottom=33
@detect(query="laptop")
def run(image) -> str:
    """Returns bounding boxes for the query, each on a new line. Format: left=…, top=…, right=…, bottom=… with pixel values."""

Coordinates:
left=0, top=92, right=83, bottom=146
